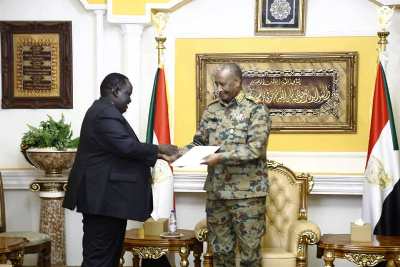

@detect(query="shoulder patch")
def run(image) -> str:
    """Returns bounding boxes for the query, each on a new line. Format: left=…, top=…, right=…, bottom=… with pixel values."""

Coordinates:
left=245, top=94, right=258, bottom=103
left=207, top=99, right=219, bottom=106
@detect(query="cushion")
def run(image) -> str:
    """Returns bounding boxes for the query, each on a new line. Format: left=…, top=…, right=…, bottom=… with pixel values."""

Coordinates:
left=262, top=247, right=296, bottom=259
left=262, top=247, right=296, bottom=267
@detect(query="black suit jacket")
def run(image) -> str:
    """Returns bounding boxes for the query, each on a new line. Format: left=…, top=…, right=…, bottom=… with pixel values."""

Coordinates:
left=63, top=97, right=158, bottom=221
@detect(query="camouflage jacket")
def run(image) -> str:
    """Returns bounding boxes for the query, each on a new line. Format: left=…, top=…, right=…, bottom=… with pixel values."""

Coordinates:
left=188, top=91, right=271, bottom=199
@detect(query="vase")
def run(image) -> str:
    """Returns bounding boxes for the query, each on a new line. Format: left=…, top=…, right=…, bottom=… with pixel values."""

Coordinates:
left=25, top=147, right=76, bottom=177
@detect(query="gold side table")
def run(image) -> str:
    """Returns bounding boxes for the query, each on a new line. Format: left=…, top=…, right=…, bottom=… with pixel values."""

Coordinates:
left=0, top=236, right=26, bottom=267
left=317, top=234, right=400, bottom=267
left=123, top=229, right=203, bottom=267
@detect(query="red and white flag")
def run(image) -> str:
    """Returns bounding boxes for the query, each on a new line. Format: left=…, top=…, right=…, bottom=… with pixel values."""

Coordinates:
left=146, top=67, right=174, bottom=220
left=362, top=60, right=400, bottom=235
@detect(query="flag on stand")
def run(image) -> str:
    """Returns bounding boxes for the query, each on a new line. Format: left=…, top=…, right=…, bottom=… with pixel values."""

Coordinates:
left=146, top=67, right=174, bottom=220
left=362, top=59, right=400, bottom=235
left=146, top=67, right=171, bottom=145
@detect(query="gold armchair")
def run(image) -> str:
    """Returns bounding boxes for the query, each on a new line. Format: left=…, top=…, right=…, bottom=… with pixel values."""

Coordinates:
left=194, top=160, right=321, bottom=267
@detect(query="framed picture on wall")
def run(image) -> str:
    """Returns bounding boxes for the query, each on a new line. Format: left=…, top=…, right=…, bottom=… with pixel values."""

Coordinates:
left=0, top=21, right=72, bottom=108
left=255, top=0, right=306, bottom=35
left=196, top=52, right=358, bottom=133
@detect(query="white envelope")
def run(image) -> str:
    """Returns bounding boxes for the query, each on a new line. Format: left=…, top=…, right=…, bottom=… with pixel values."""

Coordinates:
left=171, top=146, right=220, bottom=167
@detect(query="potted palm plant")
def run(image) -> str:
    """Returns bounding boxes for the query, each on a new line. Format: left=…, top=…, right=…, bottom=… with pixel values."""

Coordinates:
left=20, top=114, right=79, bottom=177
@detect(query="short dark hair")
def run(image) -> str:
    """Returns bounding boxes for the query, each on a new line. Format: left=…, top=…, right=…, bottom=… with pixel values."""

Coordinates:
left=100, top=73, right=129, bottom=97
left=219, top=63, right=242, bottom=81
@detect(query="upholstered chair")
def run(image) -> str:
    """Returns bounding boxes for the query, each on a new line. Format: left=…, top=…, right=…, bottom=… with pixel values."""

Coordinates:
left=0, top=173, right=51, bottom=267
left=194, top=160, right=321, bottom=267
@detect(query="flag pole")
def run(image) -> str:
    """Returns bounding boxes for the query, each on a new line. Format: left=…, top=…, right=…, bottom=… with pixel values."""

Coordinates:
left=376, top=6, right=393, bottom=68
left=377, top=31, right=389, bottom=54
left=362, top=5, right=400, bottom=236
left=145, top=12, right=175, bottom=267
left=377, top=30, right=389, bottom=69
left=151, top=12, right=176, bottom=210
left=156, top=36, right=166, bottom=67
left=152, top=12, right=168, bottom=67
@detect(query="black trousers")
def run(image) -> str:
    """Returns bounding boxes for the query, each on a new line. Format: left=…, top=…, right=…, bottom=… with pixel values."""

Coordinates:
left=82, top=213, right=127, bottom=267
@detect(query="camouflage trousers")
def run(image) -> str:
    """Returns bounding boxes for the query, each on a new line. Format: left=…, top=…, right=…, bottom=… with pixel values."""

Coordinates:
left=206, top=197, right=266, bottom=267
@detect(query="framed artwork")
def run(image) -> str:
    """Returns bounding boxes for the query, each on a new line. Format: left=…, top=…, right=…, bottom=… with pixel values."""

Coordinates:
left=196, top=52, right=358, bottom=133
left=255, top=0, right=306, bottom=35
left=1, top=21, right=72, bottom=108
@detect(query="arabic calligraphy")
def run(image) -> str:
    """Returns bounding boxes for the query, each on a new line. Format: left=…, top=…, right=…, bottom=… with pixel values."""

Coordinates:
left=22, top=44, right=52, bottom=91
left=249, top=77, right=302, bottom=86
left=13, top=33, right=60, bottom=97
left=238, top=70, right=340, bottom=118
left=251, top=85, right=331, bottom=106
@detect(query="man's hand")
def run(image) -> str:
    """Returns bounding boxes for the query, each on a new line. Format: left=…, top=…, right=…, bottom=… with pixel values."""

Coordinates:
left=201, top=153, right=223, bottom=166
left=158, top=144, right=178, bottom=156
left=158, top=153, right=177, bottom=163
left=159, top=152, right=182, bottom=163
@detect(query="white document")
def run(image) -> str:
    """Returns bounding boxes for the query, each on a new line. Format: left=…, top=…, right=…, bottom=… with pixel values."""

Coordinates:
left=171, top=146, right=220, bottom=167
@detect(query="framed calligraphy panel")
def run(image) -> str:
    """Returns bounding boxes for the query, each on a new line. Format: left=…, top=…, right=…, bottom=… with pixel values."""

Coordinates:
left=196, top=52, right=358, bottom=132
left=255, top=0, right=306, bottom=35
left=1, top=21, right=72, bottom=108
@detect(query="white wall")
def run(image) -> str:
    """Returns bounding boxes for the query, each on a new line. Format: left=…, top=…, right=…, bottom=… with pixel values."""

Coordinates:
left=0, top=0, right=96, bottom=168
left=1, top=0, right=400, bottom=266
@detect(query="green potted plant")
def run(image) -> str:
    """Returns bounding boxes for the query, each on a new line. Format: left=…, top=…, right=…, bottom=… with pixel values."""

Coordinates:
left=20, top=114, right=79, bottom=177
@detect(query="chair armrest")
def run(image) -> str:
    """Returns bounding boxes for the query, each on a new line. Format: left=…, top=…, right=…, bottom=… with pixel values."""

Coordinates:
left=287, top=219, right=321, bottom=259
left=194, top=218, right=208, bottom=242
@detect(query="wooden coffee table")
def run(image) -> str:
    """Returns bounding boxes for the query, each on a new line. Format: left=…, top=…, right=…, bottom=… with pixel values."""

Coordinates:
left=317, top=234, right=400, bottom=267
left=123, top=229, right=203, bottom=267
left=0, top=236, right=26, bottom=267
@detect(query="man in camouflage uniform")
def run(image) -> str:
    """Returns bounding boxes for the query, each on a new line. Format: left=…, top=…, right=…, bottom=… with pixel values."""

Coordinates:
left=187, top=63, right=271, bottom=266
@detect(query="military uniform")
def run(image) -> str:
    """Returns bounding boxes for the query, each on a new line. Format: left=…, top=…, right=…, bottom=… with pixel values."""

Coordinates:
left=188, top=91, right=271, bottom=266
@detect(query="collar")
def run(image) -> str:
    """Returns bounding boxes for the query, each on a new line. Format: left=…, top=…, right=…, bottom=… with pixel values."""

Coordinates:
left=219, top=90, right=245, bottom=107
left=99, top=96, right=113, bottom=104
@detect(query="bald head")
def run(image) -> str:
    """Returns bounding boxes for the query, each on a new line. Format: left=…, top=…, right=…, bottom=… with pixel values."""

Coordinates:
left=214, top=63, right=243, bottom=103
left=100, top=73, right=130, bottom=97
left=217, top=63, right=242, bottom=82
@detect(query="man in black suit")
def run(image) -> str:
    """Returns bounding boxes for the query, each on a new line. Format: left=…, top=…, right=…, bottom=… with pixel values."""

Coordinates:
left=63, top=73, right=177, bottom=267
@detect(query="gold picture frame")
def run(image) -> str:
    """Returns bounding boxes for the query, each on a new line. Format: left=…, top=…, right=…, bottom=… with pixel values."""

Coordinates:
left=1, top=21, right=72, bottom=108
left=255, top=0, right=306, bottom=35
left=196, top=52, right=358, bottom=133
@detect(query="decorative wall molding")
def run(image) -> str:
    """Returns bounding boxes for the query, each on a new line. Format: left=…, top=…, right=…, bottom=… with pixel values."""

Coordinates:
left=368, top=0, right=400, bottom=8
left=170, top=32, right=377, bottom=38
left=78, top=0, right=106, bottom=10
left=174, top=173, right=365, bottom=195
left=106, top=0, right=192, bottom=24
left=1, top=169, right=39, bottom=190
left=1, top=168, right=365, bottom=195
left=312, top=174, right=364, bottom=195
left=174, top=175, right=205, bottom=193
left=268, top=151, right=367, bottom=174
left=173, top=152, right=367, bottom=194
left=1, top=152, right=366, bottom=194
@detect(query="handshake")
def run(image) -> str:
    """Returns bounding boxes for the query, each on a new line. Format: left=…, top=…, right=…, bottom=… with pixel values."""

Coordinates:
left=157, top=144, right=223, bottom=166
left=157, top=144, right=182, bottom=163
